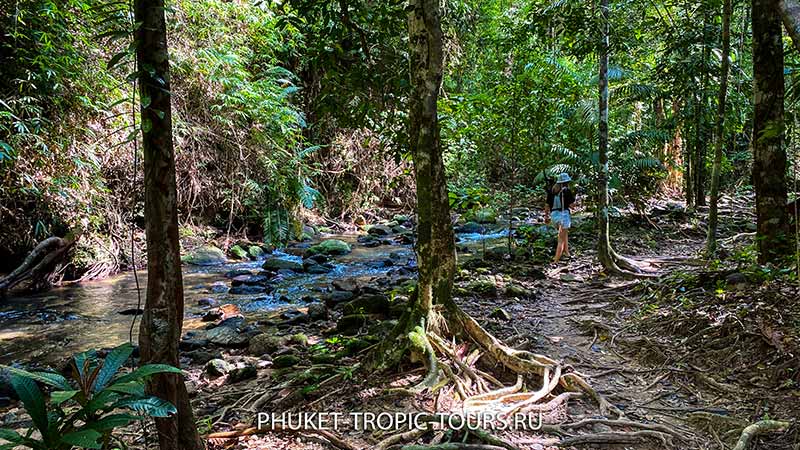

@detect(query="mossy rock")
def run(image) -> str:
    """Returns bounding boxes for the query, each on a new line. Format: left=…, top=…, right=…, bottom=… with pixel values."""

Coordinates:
left=248, top=334, right=286, bottom=356
left=467, top=277, right=498, bottom=296
left=505, top=283, right=532, bottom=298
left=392, top=214, right=410, bottom=223
left=206, top=359, right=234, bottom=376
left=183, top=246, right=226, bottom=266
left=229, top=245, right=248, bottom=260
left=262, top=257, right=303, bottom=271
left=248, top=245, right=265, bottom=259
left=272, top=354, right=301, bottom=368
left=288, top=333, right=309, bottom=347
left=467, top=208, right=497, bottom=224
left=305, top=239, right=352, bottom=256
left=310, top=353, right=338, bottom=364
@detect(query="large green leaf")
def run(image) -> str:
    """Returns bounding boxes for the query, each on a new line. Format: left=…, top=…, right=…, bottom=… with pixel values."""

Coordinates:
left=104, top=380, right=145, bottom=397
left=92, top=343, right=134, bottom=392
left=1, top=366, right=72, bottom=391
left=112, top=364, right=182, bottom=384
left=0, top=429, right=23, bottom=443
left=86, top=413, right=141, bottom=431
left=114, top=396, right=177, bottom=417
left=60, top=429, right=102, bottom=449
left=10, top=375, right=48, bottom=435
left=50, top=390, right=79, bottom=405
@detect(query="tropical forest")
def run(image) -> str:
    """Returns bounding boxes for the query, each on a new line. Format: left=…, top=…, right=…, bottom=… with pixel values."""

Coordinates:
left=1, top=0, right=800, bottom=448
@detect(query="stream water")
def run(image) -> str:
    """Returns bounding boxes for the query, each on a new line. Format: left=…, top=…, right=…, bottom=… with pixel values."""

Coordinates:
left=0, top=231, right=513, bottom=366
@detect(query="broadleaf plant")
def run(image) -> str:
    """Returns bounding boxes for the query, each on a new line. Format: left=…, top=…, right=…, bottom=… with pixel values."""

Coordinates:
left=0, top=343, right=183, bottom=449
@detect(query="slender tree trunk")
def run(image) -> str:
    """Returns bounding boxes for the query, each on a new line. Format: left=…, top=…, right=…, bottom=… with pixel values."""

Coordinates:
left=408, top=0, right=456, bottom=315
left=597, top=0, right=616, bottom=271
left=779, top=0, right=800, bottom=52
left=135, top=0, right=203, bottom=448
left=684, top=96, right=696, bottom=208
left=752, top=0, right=790, bottom=263
left=707, top=0, right=732, bottom=254
left=694, top=15, right=711, bottom=207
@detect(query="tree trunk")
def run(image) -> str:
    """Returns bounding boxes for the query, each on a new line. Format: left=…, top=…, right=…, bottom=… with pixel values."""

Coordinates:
left=752, top=0, right=790, bottom=264
left=135, top=0, right=204, bottom=448
left=707, top=0, right=732, bottom=254
left=407, top=0, right=456, bottom=317
left=694, top=15, right=711, bottom=207
left=779, top=0, right=800, bottom=52
left=597, top=0, right=617, bottom=272
left=685, top=98, right=695, bottom=208
left=366, top=0, right=455, bottom=377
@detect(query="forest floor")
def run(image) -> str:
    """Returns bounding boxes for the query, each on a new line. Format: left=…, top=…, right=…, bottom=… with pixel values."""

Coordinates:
left=168, top=195, right=799, bottom=450
left=3, top=196, right=799, bottom=450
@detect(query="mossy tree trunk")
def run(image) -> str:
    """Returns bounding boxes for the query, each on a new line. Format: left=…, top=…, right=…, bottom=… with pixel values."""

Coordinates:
left=367, top=0, right=455, bottom=376
left=707, top=0, right=732, bottom=255
left=407, top=0, right=456, bottom=319
left=135, top=0, right=204, bottom=448
left=752, top=0, right=790, bottom=264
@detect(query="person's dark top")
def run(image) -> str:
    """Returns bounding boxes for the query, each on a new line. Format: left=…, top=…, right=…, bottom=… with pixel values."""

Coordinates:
left=546, top=186, right=576, bottom=211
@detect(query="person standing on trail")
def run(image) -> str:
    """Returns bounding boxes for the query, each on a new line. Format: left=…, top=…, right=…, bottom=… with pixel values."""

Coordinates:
left=544, top=172, right=576, bottom=263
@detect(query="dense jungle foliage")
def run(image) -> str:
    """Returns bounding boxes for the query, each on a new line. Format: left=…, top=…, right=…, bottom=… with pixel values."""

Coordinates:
left=1, top=0, right=799, bottom=273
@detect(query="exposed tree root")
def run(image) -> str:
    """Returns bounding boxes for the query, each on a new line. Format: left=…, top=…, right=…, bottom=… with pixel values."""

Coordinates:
left=0, top=231, right=80, bottom=296
left=206, top=425, right=358, bottom=450
left=731, top=420, right=790, bottom=450
left=549, top=429, right=672, bottom=447
left=402, top=444, right=508, bottom=450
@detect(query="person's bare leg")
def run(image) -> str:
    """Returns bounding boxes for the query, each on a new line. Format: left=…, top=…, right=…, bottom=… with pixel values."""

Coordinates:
left=563, top=230, right=570, bottom=257
left=554, top=226, right=565, bottom=262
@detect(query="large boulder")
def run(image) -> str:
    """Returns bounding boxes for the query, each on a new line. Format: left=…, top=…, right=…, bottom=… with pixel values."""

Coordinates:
left=262, top=257, right=303, bottom=272
left=367, top=225, right=393, bottom=236
left=305, top=239, right=352, bottom=257
left=183, top=246, right=226, bottom=266
left=206, top=327, right=249, bottom=348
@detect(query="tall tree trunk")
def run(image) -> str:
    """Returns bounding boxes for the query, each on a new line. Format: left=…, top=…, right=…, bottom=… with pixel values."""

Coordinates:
left=408, top=0, right=456, bottom=316
left=779, top=0, right=800, bottom=52
left=694, top=14, right=711, bottom=207
left=597, top=0, right=616, bottom=271
left=707, top=0, right=732, bottom=254
left=752, top=0, right=790, bottom=263
left=685, top=97, right=695, bottom=208
left=135, top=0, right=203, bottom=448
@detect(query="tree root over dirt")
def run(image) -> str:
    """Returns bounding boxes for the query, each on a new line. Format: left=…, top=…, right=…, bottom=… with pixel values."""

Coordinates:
left=731, top=420, right=791, bottom=450
left=357, top=301, right=678, bottom=448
